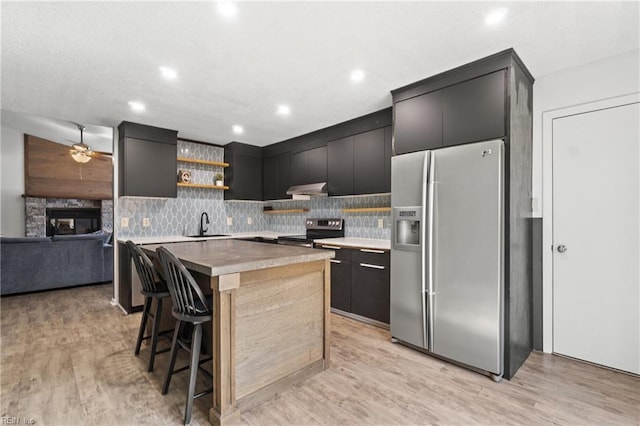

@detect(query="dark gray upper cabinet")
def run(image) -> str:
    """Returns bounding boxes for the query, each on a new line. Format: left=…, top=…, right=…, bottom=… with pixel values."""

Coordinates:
left=328, top=127, right=391, bottom=196
left=327, top=136, right=354, bottom=196
left=442, top=70, right=506, bottom=146
left=118, top=121, right=177, bottom=198
left=291, top=151, right=309, bottom=185
left=291, top=151, right=307, bottom=186
left=276, top=152, right=291, bottom=198
left=384, top=127, right=392, bottom=193
left=263, top=151, right=291, bottom=200
left=291, top=146, right=327, bottom=185
left=354, top=128, right=386, bottom=194
left=224, top=142, right=263, bottom=201
left=393, top=90, right=443, bottom=155
left=308, top=146, right=327, bottom=183
left=262, top=156, right=277, bottom=201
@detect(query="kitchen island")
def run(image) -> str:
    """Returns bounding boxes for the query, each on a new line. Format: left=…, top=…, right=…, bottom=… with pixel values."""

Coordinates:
left=142, top=239, right=334, bottom=426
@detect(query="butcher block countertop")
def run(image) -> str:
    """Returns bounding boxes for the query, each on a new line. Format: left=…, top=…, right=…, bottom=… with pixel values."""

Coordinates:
left=142, top=239, right=334, bottom=277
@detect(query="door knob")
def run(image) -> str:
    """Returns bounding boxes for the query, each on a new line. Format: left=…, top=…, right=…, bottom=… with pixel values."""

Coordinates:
left=557, top=245, right=567, bottom=253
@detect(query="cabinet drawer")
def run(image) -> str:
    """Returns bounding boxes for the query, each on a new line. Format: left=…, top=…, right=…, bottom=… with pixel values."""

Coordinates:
left=316, top=244, right=353, bottom=262
left=352, top=248, right=390, bottom=267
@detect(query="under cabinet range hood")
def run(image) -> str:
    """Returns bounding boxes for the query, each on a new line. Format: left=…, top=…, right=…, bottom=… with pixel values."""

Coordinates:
left=286, top=182, right=328, bottom=198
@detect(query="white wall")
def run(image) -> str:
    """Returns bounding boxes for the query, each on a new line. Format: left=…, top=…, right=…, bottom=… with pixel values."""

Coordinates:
left=532, top=49, right=640, bottom=217
left=0, top=122, right=25, bottom=236
left=0, top=110, right=114, bottom=237
left=536, top=49, right=640, bottom=353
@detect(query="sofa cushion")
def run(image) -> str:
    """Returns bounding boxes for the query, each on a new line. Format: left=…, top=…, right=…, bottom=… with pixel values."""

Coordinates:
left=0, top=236, right=51, bottom=243
left=89, top=230, right=112, bottom=245
left=52, top=234, right=106, bottom=242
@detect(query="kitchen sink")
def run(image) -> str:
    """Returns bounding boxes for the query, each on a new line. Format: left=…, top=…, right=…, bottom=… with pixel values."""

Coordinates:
left=185, top=234, right=230, bottom=238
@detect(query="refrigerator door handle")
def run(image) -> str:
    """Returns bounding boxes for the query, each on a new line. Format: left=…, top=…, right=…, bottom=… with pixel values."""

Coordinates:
left=427, top=152, right=436, bottom=351
left=421, top=151, right=431, bottom=349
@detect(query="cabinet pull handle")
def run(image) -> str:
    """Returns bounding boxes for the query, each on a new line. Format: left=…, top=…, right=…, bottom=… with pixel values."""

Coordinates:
left=330, top=259, right=342, bottom=264
left=360, top=263, right=385, bottom=270
left=360, top=248, right=385, bottom=254
left=321, top=245, right=341, bottom=250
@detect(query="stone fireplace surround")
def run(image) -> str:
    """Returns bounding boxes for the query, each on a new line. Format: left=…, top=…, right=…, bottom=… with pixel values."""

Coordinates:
left=25, top=197, right=113, bottom=238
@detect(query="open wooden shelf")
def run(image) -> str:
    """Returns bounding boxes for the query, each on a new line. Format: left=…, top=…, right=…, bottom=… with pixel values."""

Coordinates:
left=342, top=207, right=391, bottom=213
left=177, top=183, right=229, bottom=190
left=263, top=208, right=310, bottom=214
left=177, top=157, right=229, bottom=168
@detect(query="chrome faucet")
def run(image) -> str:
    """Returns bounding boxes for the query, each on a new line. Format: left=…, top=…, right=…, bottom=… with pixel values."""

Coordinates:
left=199, top=212, right=209, bottom=236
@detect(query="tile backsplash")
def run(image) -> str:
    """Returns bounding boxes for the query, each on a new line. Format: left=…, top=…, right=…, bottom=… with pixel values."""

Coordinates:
left=116, top=141, right=390, bottom=240
left=266, top=194, right=391, bottom=239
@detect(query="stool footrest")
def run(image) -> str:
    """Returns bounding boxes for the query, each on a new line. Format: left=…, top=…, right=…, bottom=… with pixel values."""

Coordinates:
left=194, top=387, right=213, bottom=400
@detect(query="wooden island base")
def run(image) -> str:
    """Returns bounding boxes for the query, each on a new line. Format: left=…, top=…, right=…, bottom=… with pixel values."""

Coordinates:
left=209, top=259, right=331, bottom=426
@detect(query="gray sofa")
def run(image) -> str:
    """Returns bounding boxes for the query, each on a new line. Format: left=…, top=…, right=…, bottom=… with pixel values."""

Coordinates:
left=0, top=234, right=113, bottom=295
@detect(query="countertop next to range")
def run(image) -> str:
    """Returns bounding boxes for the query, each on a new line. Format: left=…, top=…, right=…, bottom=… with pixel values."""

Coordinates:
left=118, top=233, right=391, bottom=250
left=116, top=231, right=293, bottom=245
left=314, top=237, right=391, bottom=251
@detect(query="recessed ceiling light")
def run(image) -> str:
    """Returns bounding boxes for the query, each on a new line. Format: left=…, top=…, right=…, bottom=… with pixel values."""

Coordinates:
left=350, top=69, right=365, bottom=82
left=217, top=1, right=237, bottom=17
left=159, top=66, right=177, bottom=80
left=277, top=105, right=291, bottom=116
left=232, top=125, right=244, bottom=135
left=128, top=101, right=146, bottom=112
left=485, top=8, right=508, bottom=26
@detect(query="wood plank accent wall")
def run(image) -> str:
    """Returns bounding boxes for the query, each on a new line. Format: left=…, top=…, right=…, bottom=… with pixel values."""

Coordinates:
left=24, top=135, right=113, bottom=200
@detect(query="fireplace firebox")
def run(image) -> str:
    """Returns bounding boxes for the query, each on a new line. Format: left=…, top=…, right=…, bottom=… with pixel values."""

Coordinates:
left=46, top=208, right=101, bottom=236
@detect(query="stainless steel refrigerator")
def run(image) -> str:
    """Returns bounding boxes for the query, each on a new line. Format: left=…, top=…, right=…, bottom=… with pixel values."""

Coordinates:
left=390, top=139, right=504, bottom=380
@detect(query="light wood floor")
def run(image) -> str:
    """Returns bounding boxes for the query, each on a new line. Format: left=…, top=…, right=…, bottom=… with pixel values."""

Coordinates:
left=1, top=284, right=638, bottom=425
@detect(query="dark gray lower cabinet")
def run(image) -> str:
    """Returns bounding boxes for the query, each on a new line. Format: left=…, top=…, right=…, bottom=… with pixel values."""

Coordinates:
left=318, top=244, right=390, bottom=324
left=351, top=249, right=390, bottom=324
left=329, top=251, right=352, bottom=312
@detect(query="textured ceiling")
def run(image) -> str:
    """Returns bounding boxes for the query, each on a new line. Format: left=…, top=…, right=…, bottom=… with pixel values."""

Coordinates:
left=2, top=1, right=638, bottom=147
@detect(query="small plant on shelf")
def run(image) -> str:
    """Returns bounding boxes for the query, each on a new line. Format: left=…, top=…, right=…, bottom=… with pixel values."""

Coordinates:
left=214, top=173, right=224, bottom=186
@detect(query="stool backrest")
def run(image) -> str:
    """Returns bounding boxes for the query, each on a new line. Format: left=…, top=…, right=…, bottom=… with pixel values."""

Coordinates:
left=126, top=240, right=164, bottom=293
left=157, top=246, right=210, bottom=316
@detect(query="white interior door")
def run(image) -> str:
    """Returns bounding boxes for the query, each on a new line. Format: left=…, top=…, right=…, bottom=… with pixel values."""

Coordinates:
left=552, top=102, right=639, bottom=374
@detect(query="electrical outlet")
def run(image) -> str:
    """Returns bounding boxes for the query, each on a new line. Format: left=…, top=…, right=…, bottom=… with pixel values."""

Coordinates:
left=247, top=217, right=253, bottom=225
left=120, top=217, right=129, bottom=228
left=143, top=217, right=150, bottom=227
left=227, top=217, right=233, bottom=226
left=378, top=218, right=384, bottom=228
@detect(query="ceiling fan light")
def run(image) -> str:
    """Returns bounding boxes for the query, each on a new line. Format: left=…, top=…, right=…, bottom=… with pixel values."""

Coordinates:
left=72, top=142, right=91, bottom=153
left=71, top=151, right=92, bottom=163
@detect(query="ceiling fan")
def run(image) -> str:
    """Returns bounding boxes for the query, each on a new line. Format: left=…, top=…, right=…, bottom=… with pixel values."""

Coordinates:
left=69, top=123, right=111, bottom=163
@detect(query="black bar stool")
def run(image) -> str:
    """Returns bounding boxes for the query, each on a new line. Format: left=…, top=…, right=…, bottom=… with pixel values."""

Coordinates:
left=157, top=246, right=213, bottom=425
left=126, top=240, right=172, bottom=372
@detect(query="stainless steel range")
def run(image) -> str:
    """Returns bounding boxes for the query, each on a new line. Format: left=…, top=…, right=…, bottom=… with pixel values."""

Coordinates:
left=277, top=218, right=344, bottom=248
